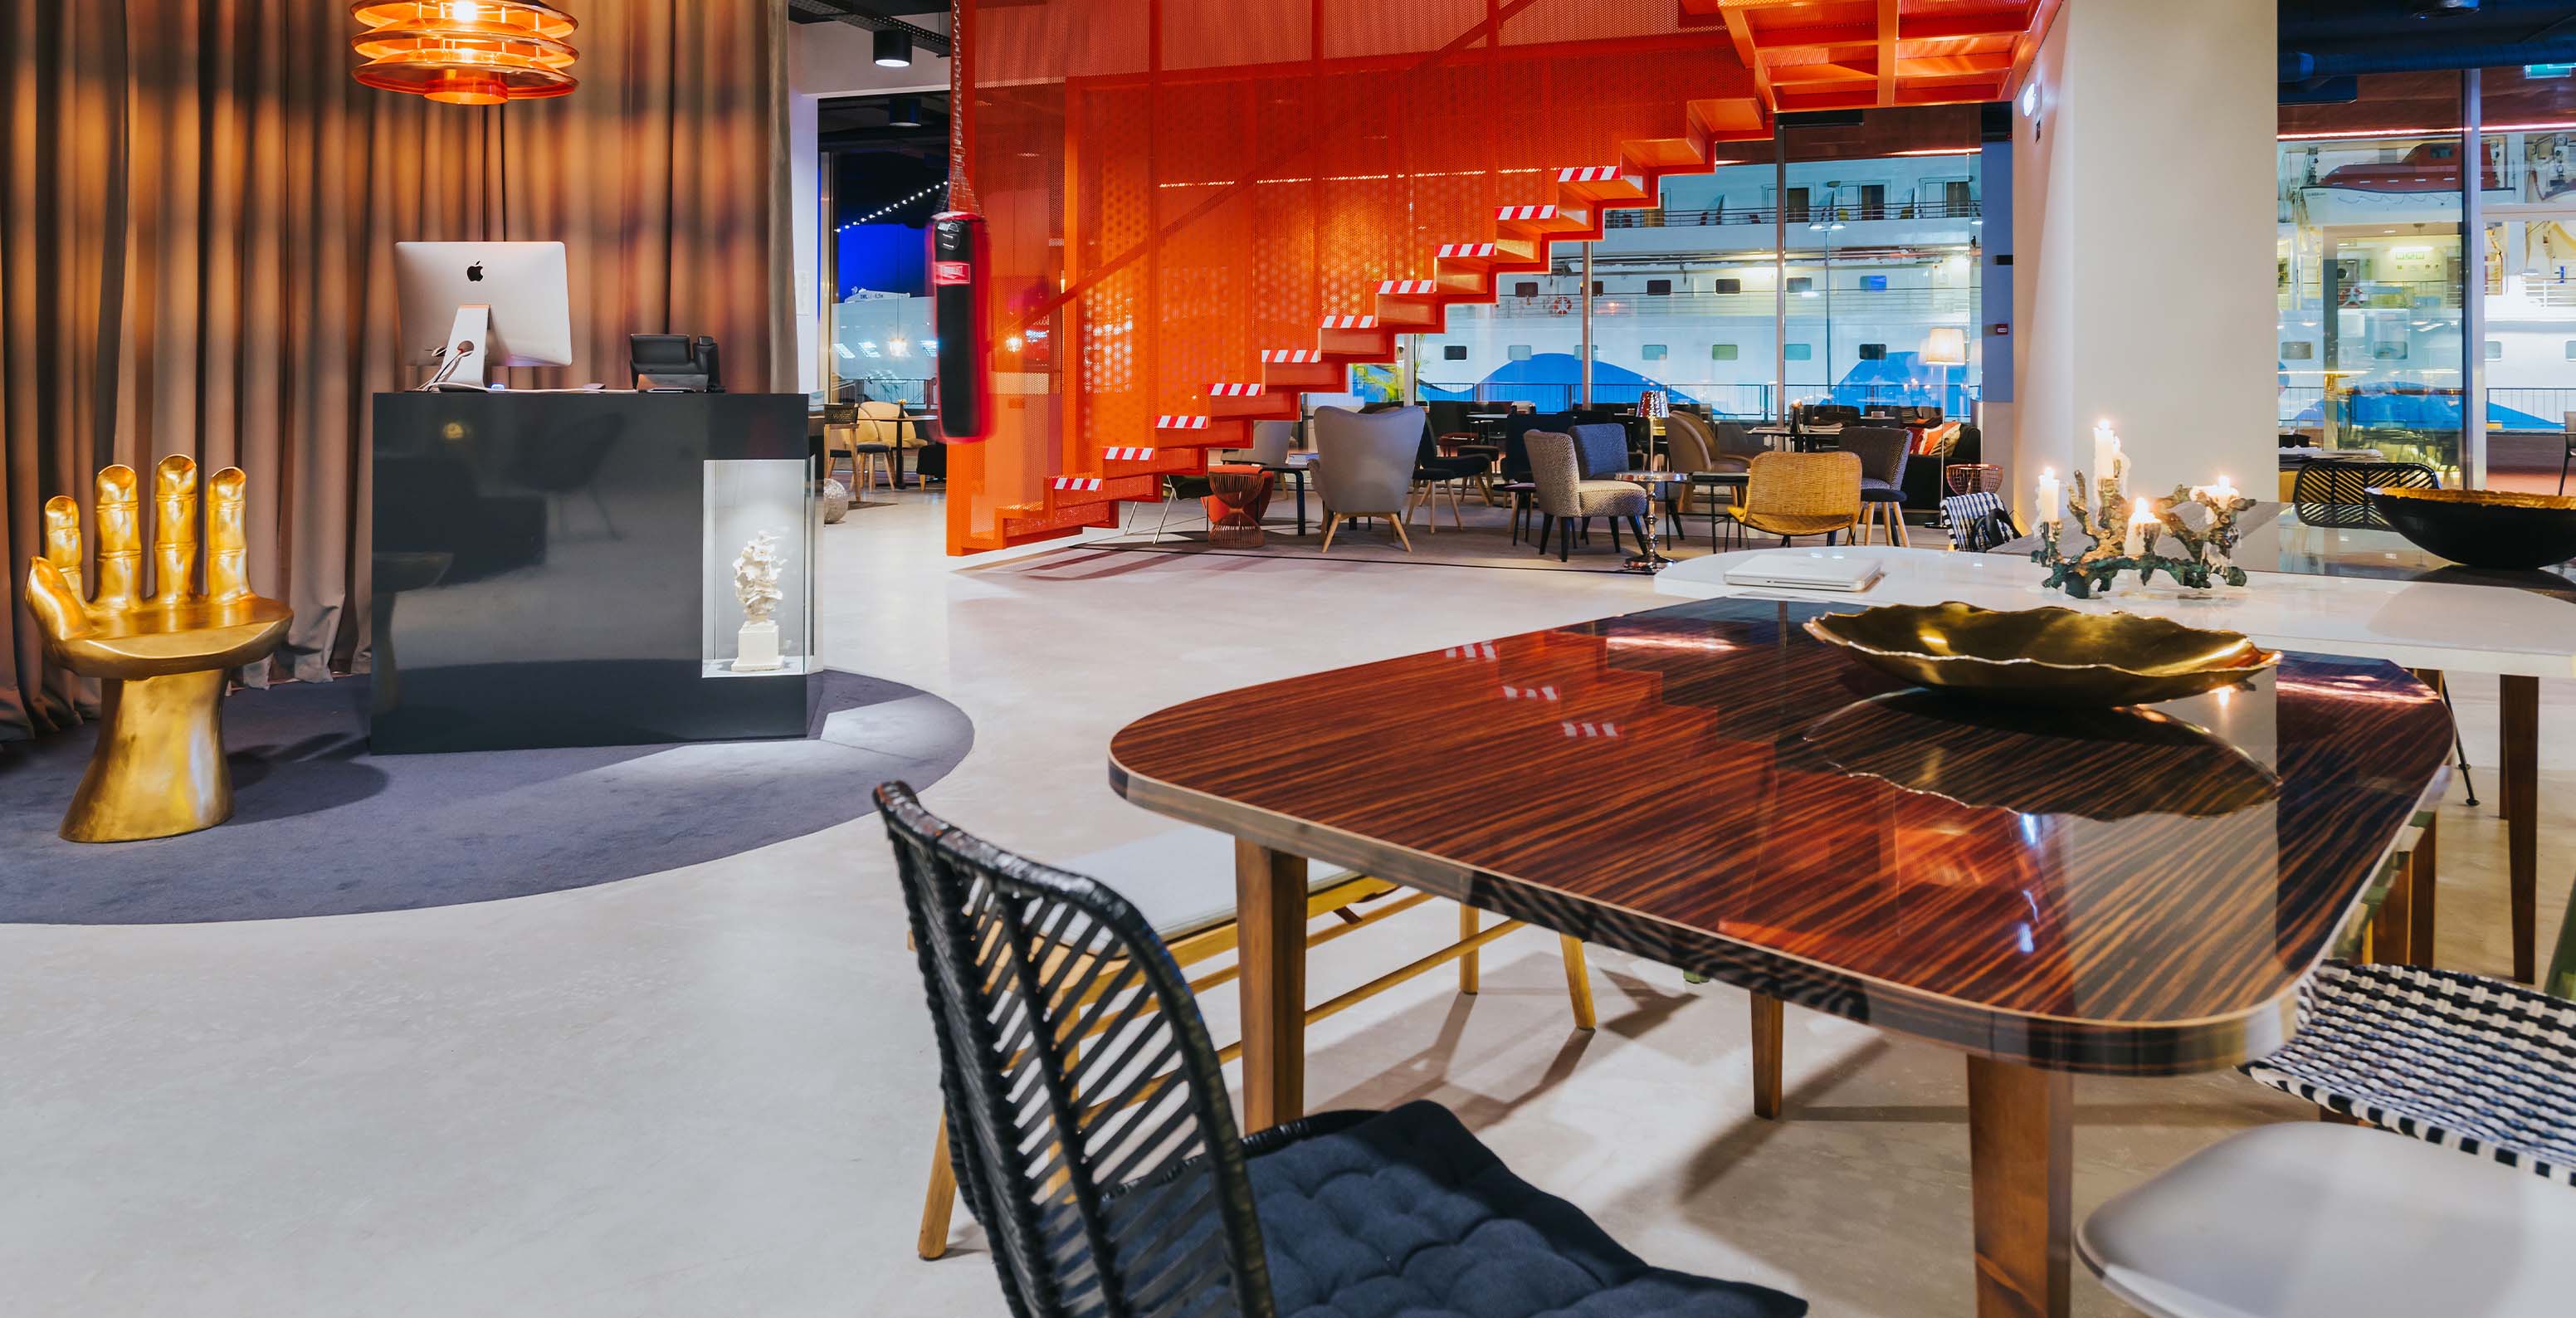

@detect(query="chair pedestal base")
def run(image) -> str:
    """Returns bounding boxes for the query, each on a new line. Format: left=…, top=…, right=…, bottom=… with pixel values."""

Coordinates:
left=61, top=668, right=235, bottom=843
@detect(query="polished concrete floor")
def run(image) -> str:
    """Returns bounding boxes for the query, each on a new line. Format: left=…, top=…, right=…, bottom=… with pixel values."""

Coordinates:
left=2, top=490, right=2568, bottom=1317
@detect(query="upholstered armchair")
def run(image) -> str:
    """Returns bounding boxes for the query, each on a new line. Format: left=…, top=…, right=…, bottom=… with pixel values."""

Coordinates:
left=1835, top=426, right=1913, bottom=545
left=1525, top=430, right=1649, bottom=561
left=1311, top=405, right=1420, bottom=552
left=1727, top=451, right=1862, bottom=545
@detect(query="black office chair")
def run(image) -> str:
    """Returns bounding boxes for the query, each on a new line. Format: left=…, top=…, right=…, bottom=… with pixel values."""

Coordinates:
left=2291, top=461, right=2439, bottom=530
left=875, top=782, right=1806, bottom=1318
left=629, top=334, right=722, bottom=392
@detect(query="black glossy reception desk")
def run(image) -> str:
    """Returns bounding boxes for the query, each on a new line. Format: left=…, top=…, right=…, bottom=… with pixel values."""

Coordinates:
left=371, top=392, right=817, bottom=754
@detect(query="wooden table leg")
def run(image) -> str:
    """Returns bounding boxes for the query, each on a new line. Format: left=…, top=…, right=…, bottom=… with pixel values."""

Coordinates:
left=2408, top=667, right=2445, bottom=968
left=2412, top=802, right=2440, bottom=967
left=2502, top=675, right=2539, bottom=983
left=1750, top=992, right=1784, bottom=1120
left=1234, top=838, right=1307, bottom=1132
left=2370, top=849, right=2413, bottom=965
left=1967, top=1054, right=2071, bottom=1318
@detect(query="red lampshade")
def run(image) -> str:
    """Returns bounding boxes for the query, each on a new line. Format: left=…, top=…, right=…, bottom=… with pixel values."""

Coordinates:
left=350, top=2, right=578, bottom=105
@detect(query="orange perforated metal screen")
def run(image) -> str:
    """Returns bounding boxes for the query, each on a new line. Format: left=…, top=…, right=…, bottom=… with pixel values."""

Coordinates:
left=946, top=0, right=2046, bottom=553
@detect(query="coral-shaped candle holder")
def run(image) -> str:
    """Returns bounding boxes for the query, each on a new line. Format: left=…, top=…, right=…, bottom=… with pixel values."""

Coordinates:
left=2031, top=471, right=2255, bottom=599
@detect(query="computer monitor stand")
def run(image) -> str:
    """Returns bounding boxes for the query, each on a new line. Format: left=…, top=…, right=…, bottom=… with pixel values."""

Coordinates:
left=420, top=304, right=492, bottom=391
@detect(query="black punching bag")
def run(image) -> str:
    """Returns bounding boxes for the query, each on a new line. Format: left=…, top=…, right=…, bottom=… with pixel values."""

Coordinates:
left=929, top=212, right=988, bottom=440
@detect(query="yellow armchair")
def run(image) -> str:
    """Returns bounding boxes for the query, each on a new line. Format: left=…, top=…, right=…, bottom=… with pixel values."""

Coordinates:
left=25, top=457, right=291, bottom=842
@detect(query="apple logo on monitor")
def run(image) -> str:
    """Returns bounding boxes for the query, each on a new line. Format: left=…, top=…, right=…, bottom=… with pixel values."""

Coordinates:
left=466, top=261, right=485, bottom=283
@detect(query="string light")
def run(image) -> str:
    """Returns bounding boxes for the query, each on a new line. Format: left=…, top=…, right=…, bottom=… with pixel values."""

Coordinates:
left=835, top=180, right=950, bottom=232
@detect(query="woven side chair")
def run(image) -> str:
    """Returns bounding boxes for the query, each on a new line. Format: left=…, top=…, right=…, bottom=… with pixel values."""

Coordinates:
left=1725, top=451, right=1862, bottom=545
left=2289, top=460, right=2438, bottom=530
left=2241, top=929, right=2576, bottom=1186
left=877, top=783, right=1808, bottom=1318
left=909, top=827, right=1601, bottom=1260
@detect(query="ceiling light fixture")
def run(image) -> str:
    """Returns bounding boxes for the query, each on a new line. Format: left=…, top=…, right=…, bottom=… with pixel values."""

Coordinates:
left=886, top=97, right=923, bottom=128
left=350, top=2, right=578, bottom=105
left=874, top=29, right=913, bottom=67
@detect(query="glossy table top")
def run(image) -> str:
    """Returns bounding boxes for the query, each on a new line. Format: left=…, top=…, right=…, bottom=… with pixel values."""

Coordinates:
left=1660, top=546, right=2576, bottom=678
left=1111, top=598, right=2454, bottom=1075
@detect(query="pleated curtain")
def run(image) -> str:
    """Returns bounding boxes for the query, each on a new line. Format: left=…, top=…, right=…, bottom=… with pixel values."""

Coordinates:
left=0, top=0, right=793, bottom=741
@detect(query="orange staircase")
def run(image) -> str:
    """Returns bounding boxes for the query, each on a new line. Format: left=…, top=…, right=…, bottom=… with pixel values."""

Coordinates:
left=999, top=96, right=1778, bottom=542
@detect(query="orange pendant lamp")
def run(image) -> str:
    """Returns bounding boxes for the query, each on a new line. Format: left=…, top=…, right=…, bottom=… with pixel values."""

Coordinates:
left=351, top=2, right=578, bottom=105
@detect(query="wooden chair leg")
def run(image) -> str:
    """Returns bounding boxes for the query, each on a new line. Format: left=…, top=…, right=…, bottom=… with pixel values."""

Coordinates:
left=1559, top=935, right=1596, bottom=1030
left=1320, top=513, right=1342, bottom=552
left=1459, top=904, right=1480, bottom=993
left=1893, top=505, right=1911, bottom=546
left=1388, top=514, right=1413, bottom=552
left=919, top=1115, right=959, bottom=1259
left=1751, top=991, right=1784, bottom=1120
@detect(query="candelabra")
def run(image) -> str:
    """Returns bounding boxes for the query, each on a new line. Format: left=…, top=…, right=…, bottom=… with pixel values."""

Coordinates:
left=2031, top=471, right=2255, bottom=599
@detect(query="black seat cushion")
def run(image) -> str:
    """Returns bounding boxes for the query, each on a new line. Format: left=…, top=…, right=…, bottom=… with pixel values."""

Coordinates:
left=1247, top=1102, right=1805, bottom=1318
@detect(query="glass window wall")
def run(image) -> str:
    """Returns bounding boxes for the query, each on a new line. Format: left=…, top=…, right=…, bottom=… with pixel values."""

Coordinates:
left=1417, top=105, right=1983, bottom=425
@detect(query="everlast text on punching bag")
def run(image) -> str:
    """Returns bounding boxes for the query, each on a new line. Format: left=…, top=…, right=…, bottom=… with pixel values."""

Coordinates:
left=930, top=212, right=988, bottom=440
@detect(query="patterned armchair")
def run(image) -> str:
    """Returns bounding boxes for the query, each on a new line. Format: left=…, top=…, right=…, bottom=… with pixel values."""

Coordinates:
left=1526, top=430, right=1649, bottom=561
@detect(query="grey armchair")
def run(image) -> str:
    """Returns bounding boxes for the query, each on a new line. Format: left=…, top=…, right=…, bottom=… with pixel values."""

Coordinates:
left=1312, top=405, right=1421, bottom=552
left=1526, top=430, right=1648, bottom=562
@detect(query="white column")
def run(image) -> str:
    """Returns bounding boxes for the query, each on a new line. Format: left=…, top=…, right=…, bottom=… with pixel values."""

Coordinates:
left=2009, top=0, right=2276, bottom=524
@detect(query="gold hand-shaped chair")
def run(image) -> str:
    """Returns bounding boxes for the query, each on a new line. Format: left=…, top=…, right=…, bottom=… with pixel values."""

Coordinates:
left=24, top=457, right=291, bottom=842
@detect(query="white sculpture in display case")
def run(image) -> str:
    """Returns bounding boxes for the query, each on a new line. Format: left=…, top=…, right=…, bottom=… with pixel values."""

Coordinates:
left=730, top=530, right=787, bottom=671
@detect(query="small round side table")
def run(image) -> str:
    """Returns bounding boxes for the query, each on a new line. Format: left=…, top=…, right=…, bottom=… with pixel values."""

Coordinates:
left=1204, top=466, right=1275, bottom=548
left=1615, top=471, right=1690, bottom=574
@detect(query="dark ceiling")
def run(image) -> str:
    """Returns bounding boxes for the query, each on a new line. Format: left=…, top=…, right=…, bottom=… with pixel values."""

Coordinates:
left=788, top=0, right=952, bottom=56
left=2281, top=0, right=2576, bottom=79
left=826, top=91, right=951, bottom=227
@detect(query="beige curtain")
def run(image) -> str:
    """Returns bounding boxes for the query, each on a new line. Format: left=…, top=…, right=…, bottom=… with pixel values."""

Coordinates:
left=0, top=0, right=792, bottom=742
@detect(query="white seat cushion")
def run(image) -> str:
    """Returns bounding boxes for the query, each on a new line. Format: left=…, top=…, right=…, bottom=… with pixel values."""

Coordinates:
left=2080, top=1121, right=2576, bottom=1318
left=1067, top=828, right=1357, bottom=940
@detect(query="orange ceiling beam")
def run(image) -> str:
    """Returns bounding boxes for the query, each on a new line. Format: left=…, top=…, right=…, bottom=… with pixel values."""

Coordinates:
left=1690, top=0, right=2049, bottom=120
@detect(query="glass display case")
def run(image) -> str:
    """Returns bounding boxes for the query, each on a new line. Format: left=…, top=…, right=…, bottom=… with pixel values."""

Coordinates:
left=703, top=457, right=818, bottom=680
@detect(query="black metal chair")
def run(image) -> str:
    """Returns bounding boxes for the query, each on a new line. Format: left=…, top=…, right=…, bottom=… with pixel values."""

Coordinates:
left=2291, top=461, right=2439, bottom=530
left=877, top=782, right=1807, bottom=1318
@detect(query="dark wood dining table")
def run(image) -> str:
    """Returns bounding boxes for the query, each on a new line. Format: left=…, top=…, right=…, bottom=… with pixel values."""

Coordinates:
left=1110, top=597, right=2454, bottom=1318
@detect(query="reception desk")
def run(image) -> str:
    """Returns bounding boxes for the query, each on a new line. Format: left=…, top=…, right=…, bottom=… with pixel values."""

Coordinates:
left=371, top=392, right=817, bottom=754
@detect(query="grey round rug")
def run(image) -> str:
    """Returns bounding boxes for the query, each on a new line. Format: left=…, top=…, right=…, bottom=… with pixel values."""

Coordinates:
left=0, top=670, right=973, bottom=925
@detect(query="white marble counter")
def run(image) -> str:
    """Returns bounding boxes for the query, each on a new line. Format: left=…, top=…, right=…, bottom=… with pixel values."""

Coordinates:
left=1656, top=547, right=2576, bottom=679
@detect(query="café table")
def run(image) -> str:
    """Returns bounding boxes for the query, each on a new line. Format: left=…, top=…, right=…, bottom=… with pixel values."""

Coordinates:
left=1110, top=596, right=2453, bottom=1318
left=1258, top=452, right=1318, bottom=536
left=1660, top=542, right=2576, bottom=981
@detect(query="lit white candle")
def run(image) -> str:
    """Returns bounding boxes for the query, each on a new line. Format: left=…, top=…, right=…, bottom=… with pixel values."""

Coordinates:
left=2208, top=474, right=2239, bottom=505
left=2125, top=499, right=2159, bottom=558
left=2092, top=420, right=2126, bottom=498
left=2037, top=468, right=2062, bottom=527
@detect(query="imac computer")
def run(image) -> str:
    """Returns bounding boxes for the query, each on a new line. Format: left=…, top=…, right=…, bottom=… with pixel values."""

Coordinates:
left=394, top=242, right=574, bottom=389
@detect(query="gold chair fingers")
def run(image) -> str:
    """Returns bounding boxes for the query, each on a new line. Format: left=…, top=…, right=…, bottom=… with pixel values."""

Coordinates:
left=24, top=456, right=289, bottom=842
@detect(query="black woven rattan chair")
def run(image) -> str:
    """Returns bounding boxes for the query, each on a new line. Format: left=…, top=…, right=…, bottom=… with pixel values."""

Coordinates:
left=2243, top=944, right=2576, bottom=1187
left=2290, top=460, right=2439, bottom=530
left=877, top=783, right=1807, bottom=1318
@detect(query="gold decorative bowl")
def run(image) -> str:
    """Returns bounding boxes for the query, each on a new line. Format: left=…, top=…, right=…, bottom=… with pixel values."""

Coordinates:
left=1803, top=603, right=2281, bottom=708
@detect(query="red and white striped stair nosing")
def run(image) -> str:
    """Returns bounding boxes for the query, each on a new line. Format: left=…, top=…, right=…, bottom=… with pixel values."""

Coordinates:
left=1155, top=415, right=1211, bottom=430
left=1496, top=204, right=1557, bottom=222
left=1321, top=315, right=1378, bottom=329
left=1101, top=446, right=1156, bottom=461
left=1207, top=383, right=1265, bottom=397
left=1262, top=349, right=1324, bottom=364
left=1378, top=279, right=1440, bottom=295
left=1437, top=242, right=1498, bottom=259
